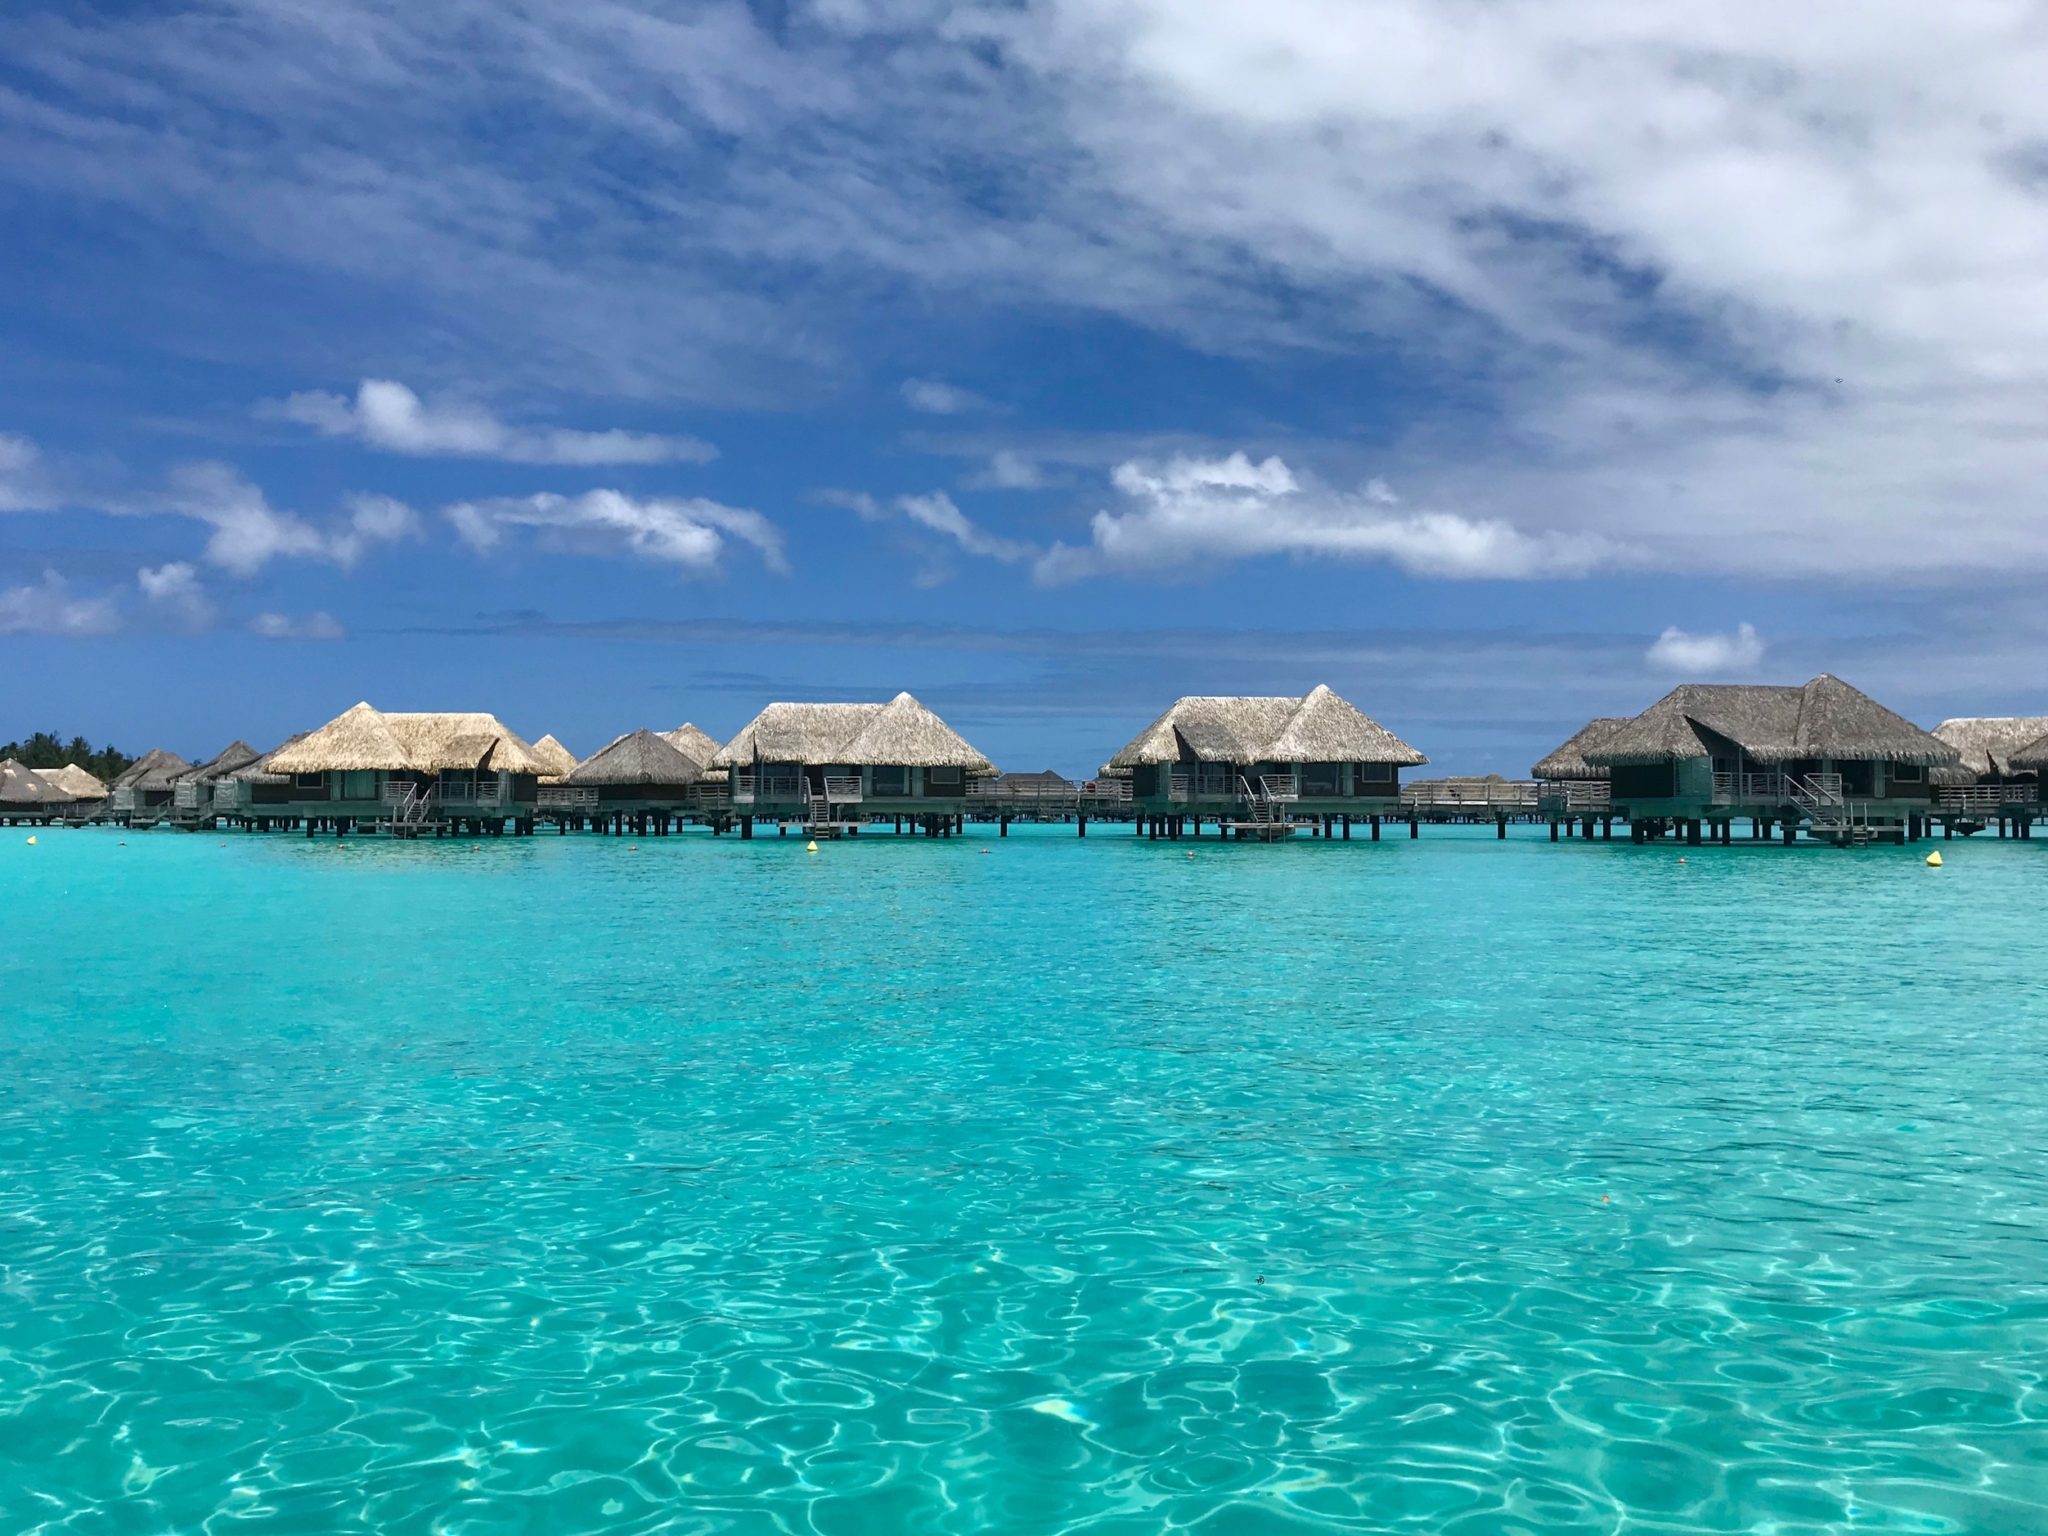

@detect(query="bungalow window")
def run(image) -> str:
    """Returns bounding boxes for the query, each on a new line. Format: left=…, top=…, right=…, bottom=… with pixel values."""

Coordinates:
left=1892, top=763, right=1924, bottom=784
left=1300, top=763, right=1339, bottom=795
left=871, top=766, right=909, bottom=795
left=1354, top=762, right=1394, bottom=788
left=293, top=773, right=325, bottom=790
left=929, top=766, right=962, bottom=786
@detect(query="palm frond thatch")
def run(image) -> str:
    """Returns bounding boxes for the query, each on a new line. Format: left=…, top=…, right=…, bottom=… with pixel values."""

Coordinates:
left=1532, top=717, right=1631, bottom=781
left=37, top=763, right=108, bottom=799
left=662, top=723, right=722, bottom=767
left=713, top=694, right=995, bottom=772
left=1, top=758, right=73, bottom=807
left=266, top=704, right=544, bottom=775
left=110, top=748, right=194, bottom=791
left=1106, top=685, right=1426, bottom=768
left=1931, top=718, right=2048, bottom=779
left=1588, top=675, right=1956, bottom=767
left=565, top=729, right=703, bottom=788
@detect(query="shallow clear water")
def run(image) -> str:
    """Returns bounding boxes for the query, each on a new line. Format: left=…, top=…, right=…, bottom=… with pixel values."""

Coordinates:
left=3, top=823, right=2047, bottom=1534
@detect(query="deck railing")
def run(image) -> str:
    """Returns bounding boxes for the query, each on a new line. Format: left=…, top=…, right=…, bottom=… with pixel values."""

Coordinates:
left=1536, top=781, right=1612, bottom=811
left=1402, top=781, right=1541, bottom=810
left=434, top=780, right=507, bottom=808
left=537, top=786, right=601, bottom=809
left=731, top=773, right=804, bottom=805
left=1936, top=783, right=2038, bottom=812
left=1711, top=772, right=1793, bottom=803
left=173, top=783, right=204, bottom=810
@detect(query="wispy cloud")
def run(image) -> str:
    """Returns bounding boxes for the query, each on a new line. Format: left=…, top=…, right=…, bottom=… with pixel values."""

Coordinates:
left=445, top=489, right=787, bottom=575
left=250, top=610, right=344, bottom=641
left=963, top=450, right=1054, bottom=491
left=0, top=433, right=50, bottom=512
left=152, top=463, right=416, bottom=576
left=1038, top=454, right=1620, bottom=583
left=0, top=570, right=121, bottom=636
left=13, top=5, right=2048, bottom=580
left=1647, top=623, right=1766, bottom=676
left=271, top=379, right=715, bottom=466
left=900, top=379, right=990, bottom=415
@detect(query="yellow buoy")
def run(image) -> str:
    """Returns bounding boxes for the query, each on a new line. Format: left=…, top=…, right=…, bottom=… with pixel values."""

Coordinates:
left=806, top=840, right=819, bottom=853
left=1926, top=850, right=1942, bottom=867
left=25, top=835, right=36, bottom=845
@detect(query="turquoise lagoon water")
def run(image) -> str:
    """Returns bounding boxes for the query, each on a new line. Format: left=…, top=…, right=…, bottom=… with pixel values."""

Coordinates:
left=3, top=823, right=2048, bottom=1535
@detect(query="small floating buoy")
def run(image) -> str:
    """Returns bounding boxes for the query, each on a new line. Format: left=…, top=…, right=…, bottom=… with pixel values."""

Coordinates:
left=1926, top=850, right=1942, bottom=868
left=806, top=840, right=819, bottom=853
left=25, top=835, right=35, bottom=845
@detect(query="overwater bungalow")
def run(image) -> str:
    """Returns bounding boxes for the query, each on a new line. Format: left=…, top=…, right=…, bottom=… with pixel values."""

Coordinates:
left=206, top=735, right=308, bottom=825
left=36, top=762, right=108, bottom=814
left=1, top=758, right=73, bottom=824
left=263, top=703, right=546, bottom=835
left=550, top=729, right=702, bottom=833
left=710, top=693, right=996, bottom=836
left=1104, top=685, right=1426, bottom=838
left=663, top=723, right=722, bottom=766
left=1585, top=675, right=1957, bottom=845
left=529, top=734, right=579, bottom=785
left=168, top=741, right=262, bottom=826
left=1531, top=717, right=1628, bottom=836
left=108, top=748, right=194, bottom=825
left=1928, top=718, right=2048, bottom=830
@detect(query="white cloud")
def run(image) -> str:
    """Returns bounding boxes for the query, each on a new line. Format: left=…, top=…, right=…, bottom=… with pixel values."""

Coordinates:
left=963, top=450, right=1053, bottom=490
left=901, top=379, right=989, bottom=415
left=158, top=463, right=329, bottom=575
left=897, top=491, right=1034, bottom=563
left=0, top=433, right=49, bottom=512
left=1647, top=623, right=1767, bottom=676
left=445, top=489, right=787, bottom=574
left=150, top=464, right=417, bottom=575
left=1037, top=453, right=1620, bottom=582
left=273, top=380, right=716, bottom=466
left=18, top=6, right=2048, bottom=583
left=329, top=493, right=422, bottom=569
left=136, top=560, right=214, bottom=631
left=250, top=611, right=345, bottom=641
left=0, top=571, right=121, bottom=636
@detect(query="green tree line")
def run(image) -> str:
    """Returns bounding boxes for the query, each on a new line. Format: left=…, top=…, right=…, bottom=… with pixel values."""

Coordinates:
left=0, top=733, right=136, bottom=782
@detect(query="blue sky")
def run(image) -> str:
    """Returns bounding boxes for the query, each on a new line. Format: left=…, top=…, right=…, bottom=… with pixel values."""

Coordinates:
left=4, top=1, right=2047, bottom=776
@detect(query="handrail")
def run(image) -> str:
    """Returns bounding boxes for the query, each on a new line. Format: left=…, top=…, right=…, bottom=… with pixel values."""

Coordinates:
left=537, top=786, right=601, bottom=807
left=1402, top=782, right=1540, bottom=809
left=1535, top=781, right=1611, bottom=810
left=1937, top=783, right=2038, bottom=811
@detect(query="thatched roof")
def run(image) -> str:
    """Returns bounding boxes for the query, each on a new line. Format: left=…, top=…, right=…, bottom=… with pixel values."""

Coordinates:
left=1532, top=717, right=1631, bottom=781
left=1, top=758, right=72, bottom=807
left=1106, top=685, right=1426, bottom=768
left=712, top=693, right=995, bottom=772
left=566, top=729, right=704, bottom=788
left=1931, top=718, right=2048, bottom=779
left=530, top=734, right=579, bottom=784
left=663, top=723, right=722, bottom=767
left=111, top=748, right=194, bottom=791
left=1588, top=676, right=1956, bottom=768
left=266, top=703, right=544, bottom=775
left=223, top=734, right=309, bottom=785
left=37, top=763, right=108, bottom=798
left=176, top=741, right=263, bottom=785
left=2002, top=729, right=2048, bottom=772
